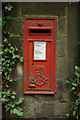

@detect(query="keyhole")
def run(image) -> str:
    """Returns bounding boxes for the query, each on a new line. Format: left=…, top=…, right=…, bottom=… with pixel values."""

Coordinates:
left=32, top=63, right=34, bottom=65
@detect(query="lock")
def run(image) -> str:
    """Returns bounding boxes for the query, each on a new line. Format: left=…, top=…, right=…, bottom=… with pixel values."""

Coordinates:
left=32, top=63, right=34, bottom=65
left=37, top=22, right=43, bottom=26
left=24, top=17, right=56, bottom=94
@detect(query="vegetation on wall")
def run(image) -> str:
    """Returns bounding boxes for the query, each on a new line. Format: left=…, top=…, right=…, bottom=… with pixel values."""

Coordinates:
left=65, top=66, right=80, bottom=120
left=0, top=4, right=24, bottom=116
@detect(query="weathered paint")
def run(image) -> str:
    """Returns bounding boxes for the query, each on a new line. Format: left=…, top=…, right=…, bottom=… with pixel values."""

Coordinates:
left=24, top=17, right=56, bottom=94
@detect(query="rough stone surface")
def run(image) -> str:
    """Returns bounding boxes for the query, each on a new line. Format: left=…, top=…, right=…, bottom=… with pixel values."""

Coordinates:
left=22, top=3, right=66, bottom=16
left=56, top=37, right=66, bottom=57
left=9, top=36, right=24, bottom=56
left=3, top=2, right=79, bottom=119
left=7, top=18, right=24, bottom=36
left=57, top=16, right=67, bottom=36
left=78, top=3, right=80, bottom=66
left=9, top=3, right=22, bottom=17
left=67, top=3, right=78, bottom=58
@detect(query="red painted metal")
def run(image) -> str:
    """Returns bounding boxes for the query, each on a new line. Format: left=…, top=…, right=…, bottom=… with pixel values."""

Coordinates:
left=24, top=17, right=56, bottom=94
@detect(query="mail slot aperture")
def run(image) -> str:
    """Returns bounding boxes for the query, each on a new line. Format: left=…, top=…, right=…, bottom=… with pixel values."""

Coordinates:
left=24, top=17, right=56, bottom=94
left=29, top=28, right=51, bottom=36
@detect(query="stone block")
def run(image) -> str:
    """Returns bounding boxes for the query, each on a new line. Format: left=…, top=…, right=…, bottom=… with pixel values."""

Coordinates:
left=22, top=101, right=73, bottom=118
left=56, top=36, right=67, bottom=57
left=22, top=98, right=42, bottom=118
left=53, top=101, right=73, bottom=117
left=67, top=3, right=78, bottom=58
left=7, top=3, right=22, bottom=17
left=55, top=79, right=65, bottom=101
left=56, top=78, right=75, bottom=102
left=56, top=57, right=66, bottom=79
left=56, top=57, right=77, bottom=79
left=57, top=16, right=67, bottom=36
left=22, top=3, right=66, bottom=16
left=7, top=18, right=24, bottom=36
left=64, top=57, right=77, bottom=77
left=66, top=42, right=78, bottom=58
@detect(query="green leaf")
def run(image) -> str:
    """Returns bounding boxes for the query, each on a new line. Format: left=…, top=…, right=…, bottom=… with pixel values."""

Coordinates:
left=65, top=78, right=71, bottom=84
left=4, top=38, right=8, bottom=43
left=2, top=20, right=6, bottom=26
left=72, top=79, right=77, bottom=87
left=15, top=97, right=24, bottom=105
left=77, top=92, right=80, bottom=96
left=8, top=43, right=11, bottom=46
left=66, top=113, right=70, bottom=118
left=1, top=58, right=5, bottom=61
left=10, top=61, right=15, bottom=65
left=19, top=97, right=24, bottom=102
left=0, top=51, right=3, bottom=54
left=13, top=107, right=23, bottom=116
left=5, top=5, right=13, bottom=11
left=11, top=104, right=15, bottom=108
left=12, top=91, right=16, bottom=95
left=75, top=66, right=80, bottom=70
left=4, top=72, right=8, bottom=76
left=9, top=79, right=13, bottom=82
left=3, top=29, right=7, bottom=34
left=75, top=70, right=80, bottom=78
left=6, top=16, right=11, bottom=20
left=74, top=106, right=78, bottom=110
left=71, top=87, right=75, bottom=91
left=20, top=57, right=24, bottom=62
left=17, top=106, right=22, bottom=111
left=9, top=33, right=13, bottom=37
left=9, top=68, right=12, bottom=72
left=11, top=95, right=15, bottom=99
left=10, top=46, right=14, bottom=49
left=7, top=64, right=9, bottom=67
left=5, top=56, right=9, bottom=58
left=75, top=66, right=78, bottom=70
left=73, top=111, right=76, bottom=116
left=15, top=47, right=18, bottom=51
left=0, top=43, right=2, bottom=47
left=17, top=54, right=20, bottom=58
left=5, top=105, right=11, bottom=111
left=6, top=84, right=9, bottom=88
left=10, top=108, right=14, bottom=114
left=12, top=54, right=17, bottom=59
left=6, top=106, right=11, bottom=111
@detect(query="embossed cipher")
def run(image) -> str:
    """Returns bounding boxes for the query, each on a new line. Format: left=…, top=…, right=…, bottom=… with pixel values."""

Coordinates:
left=30, top=67, right=49, bottom=86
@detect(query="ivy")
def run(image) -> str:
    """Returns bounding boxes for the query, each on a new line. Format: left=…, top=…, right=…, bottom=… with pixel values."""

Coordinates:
left=5, top=5, right=13, bottom=12
left=0, top=4, right=24, bottom=116
left=65, top=66, right=80, bottom=120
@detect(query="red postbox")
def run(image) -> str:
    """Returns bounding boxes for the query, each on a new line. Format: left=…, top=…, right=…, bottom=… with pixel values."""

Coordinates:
left=24, top=17, right=56, bottom=94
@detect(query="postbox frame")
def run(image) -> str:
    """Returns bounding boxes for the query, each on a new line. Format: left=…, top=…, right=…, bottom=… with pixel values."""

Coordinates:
left=24, top=17, right=56, bottom=94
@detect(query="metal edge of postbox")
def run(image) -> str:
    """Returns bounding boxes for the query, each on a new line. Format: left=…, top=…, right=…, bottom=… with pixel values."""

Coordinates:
left=23, top=17, right=56, bottom=94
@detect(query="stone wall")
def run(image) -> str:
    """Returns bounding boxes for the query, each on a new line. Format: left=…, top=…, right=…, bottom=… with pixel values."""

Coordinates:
left=78, top=2, right=80, bottom=66
left=3, top=2, right=78, bottom=119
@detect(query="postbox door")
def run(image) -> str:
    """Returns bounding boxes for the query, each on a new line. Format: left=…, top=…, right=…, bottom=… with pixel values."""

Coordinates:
left=24, top=18, right=56, bottom=94
left=29, top=41, right=51, bottom=88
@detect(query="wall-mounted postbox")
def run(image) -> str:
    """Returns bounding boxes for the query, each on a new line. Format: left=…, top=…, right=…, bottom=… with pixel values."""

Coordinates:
left=24, top=17, right=56, bottom=94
